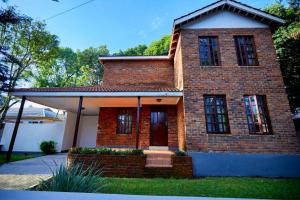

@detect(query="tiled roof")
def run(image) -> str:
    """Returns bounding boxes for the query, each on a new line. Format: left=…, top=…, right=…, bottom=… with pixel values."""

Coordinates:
left=13, top=85, right=182, bottom=93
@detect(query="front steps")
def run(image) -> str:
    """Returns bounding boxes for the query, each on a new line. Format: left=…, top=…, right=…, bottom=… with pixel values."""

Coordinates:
left=145, top=153, right=173, bottom=168
left=144, top=150, right=174, bottom=177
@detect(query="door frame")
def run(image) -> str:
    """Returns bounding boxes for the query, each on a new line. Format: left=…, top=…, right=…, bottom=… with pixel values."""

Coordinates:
left=150, top=106, right=168, bottom=146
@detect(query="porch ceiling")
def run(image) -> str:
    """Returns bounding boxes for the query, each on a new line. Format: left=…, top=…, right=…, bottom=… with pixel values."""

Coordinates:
left=26, top=96, right=181, bottom=115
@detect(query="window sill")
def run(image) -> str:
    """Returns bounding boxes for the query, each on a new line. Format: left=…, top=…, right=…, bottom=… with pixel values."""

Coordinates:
left=239, top=65, right=260, bottom=68
left=249, top=133, right=273, bottom=135
left=206, top=132, right=231, bottom=135
left=199, top=66, right=222, bottom=68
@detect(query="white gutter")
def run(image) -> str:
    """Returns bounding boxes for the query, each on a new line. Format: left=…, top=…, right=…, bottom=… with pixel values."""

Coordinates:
left=99, top=56, right=170, bottom=61
left=11, top=91, right=183, bottom=97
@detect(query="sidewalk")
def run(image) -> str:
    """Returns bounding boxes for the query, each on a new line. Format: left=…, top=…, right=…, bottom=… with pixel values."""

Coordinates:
left=0, top=190, right=262, bottom=200
left=0, top=153, right=66, bottom=190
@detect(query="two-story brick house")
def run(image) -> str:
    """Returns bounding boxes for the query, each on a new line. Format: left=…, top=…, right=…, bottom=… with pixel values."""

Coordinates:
left=9, top=0, right=299, bottom=162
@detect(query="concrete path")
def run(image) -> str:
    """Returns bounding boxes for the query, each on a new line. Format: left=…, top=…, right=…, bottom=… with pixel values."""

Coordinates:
left=0, top=153, right=67, bottom=190
left=0, top=190, right=262, bottom=200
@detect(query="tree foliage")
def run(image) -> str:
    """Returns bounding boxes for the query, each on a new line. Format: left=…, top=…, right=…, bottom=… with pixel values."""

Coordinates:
left=144, top=35, right=171, bottom=56
left=32, top=45, right=109, bottom=87
left=114, top=44, right=147, bottom=56
left=265, top=1, right=300, bottom=112
left=0, top=17, right=59, bottom=124
left=113, top=35, right=171, bottom=56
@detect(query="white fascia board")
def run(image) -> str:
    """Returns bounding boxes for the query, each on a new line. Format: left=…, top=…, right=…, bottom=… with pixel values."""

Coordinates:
left=174, top=0, right=284, bottom=26
left=99, top=56, right=170, bottom=61
left=11, top=91, right=183, bottom=97
left=174, top=0, right=226, bottom=25
left=227, top=1, right=285, bottom=24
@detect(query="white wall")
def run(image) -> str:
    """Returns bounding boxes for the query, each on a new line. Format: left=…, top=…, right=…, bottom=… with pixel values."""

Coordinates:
left=0, top=112, right=99, bottom=152
left=0, top=122, right=65, bottom=152
left=77, top=116, right=98, bottom=148
left=182, top=11, right=269, bottom=29
left=61, top=112, right=76, bottom=151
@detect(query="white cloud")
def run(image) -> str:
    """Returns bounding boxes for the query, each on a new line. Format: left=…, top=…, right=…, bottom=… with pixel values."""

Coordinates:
left=137, top=30, right=147, bottom=38
left=151, top=16, right=163, bottom=30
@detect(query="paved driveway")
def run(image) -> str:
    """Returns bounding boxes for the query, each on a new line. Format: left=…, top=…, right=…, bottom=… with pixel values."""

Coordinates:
left=0, top=153, right=67, bottom=190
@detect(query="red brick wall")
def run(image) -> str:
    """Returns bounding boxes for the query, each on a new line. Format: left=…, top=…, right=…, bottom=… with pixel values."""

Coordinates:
left=179, top=28, right=299, bottom=153
left=102, top=60, right=174, bottom=88
left=97, top=106, right=178, bottom=149
left=68, top=153, right=193, bottom=178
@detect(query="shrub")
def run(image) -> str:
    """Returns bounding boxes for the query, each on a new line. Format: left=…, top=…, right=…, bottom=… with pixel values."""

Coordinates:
left=35, top=162, right=104, bottom=192
left=175, top=150, right=186, bottom=156
left=69, top=147, right=144, bottom=155
left=40, top=141, right=56, bottom=155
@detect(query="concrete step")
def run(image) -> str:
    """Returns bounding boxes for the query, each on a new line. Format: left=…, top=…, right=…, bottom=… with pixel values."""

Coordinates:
left=146, top=159, right=171, bottom=166
left=145, top=164, right=173, bottom=168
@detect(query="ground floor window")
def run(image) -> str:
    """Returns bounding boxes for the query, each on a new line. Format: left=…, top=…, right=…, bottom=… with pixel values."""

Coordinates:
left=243, top=95, right=272, bottom=134
left=204, top=95, right=230, bottom=133
left=117, top=109, right=133, bottom=134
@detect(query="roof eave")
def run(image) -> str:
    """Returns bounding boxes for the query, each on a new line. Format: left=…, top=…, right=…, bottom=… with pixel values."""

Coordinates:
left=98, top=56, right=170, bottom=62
left=168, top=0, right=285, bottom=58
left=11, top=91, right=183, bottom=97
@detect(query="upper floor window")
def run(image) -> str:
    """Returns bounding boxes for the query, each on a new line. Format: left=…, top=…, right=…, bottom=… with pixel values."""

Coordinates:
left=234, top=36, right=258, bottom=66
left=199, top=37, right=220, bottom=66
left=243, top=95, right=272, bottom=134
left=204, top=95, right=230, bottom=134
left=117, top=109, right=133, bottom=134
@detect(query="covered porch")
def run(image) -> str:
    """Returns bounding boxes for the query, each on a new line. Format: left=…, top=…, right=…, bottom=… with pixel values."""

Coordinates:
left=7, top=86, right=184, bottom=161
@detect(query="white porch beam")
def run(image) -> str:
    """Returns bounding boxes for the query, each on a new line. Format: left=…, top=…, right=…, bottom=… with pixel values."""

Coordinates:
left=11, top=91, right=183, bottom=97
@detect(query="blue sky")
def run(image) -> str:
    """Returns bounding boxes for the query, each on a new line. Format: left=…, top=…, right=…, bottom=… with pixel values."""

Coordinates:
left=3, top=0, right=280, bottom=53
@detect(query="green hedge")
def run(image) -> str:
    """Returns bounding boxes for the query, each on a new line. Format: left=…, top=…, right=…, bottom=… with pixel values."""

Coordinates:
left=69, top=147, right=144, bottom=155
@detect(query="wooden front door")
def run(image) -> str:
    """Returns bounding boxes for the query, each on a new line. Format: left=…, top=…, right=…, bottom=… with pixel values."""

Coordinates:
left=150, top=108, right=168, bottom=146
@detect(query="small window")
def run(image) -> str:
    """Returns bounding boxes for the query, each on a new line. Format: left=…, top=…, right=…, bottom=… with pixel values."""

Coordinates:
left=204, top=95, right=230, bottom=133
left=199, top=37, right=220, bottom=66
left=244, top=95, right=272, bottom=134
left=117, top=109, right=133, bottom=134
left=234, top=36, right=258, bottom=66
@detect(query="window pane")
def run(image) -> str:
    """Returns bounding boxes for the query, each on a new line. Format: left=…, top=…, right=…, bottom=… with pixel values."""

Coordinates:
left=234, top=36, right=258, bottom=66
left=117, top=109, right=132, bottom=134
left=199, top=37, right=220, bottom=66
left=204, top=95, right=230, bottom=133
left=243, top=95, right=272, bottom=134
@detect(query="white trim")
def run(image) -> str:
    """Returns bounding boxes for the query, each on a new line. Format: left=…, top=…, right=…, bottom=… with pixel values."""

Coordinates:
left=228, top=1, right=284, bottom=24
left=174, top=0, right=225, bottom=25
left=99, top=56, right=170, bottom=61
left=11, top=91, right=183, bottom=97
left=174, top=0, right=284, bottom=25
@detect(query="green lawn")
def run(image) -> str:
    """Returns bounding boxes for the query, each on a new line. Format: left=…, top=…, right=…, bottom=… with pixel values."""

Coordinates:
left=0, top=153, right=38, bottom=164
left=102, top=177, right=300, bottom=199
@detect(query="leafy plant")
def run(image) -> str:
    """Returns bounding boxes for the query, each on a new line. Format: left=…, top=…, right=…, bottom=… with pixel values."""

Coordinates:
left=69, top=147, right=144, bottom=155
left=35, top=162, right=104, bottom=192
left=40, top=141, right=56, bottom=155
left=175, top=150, right=186, bottom=156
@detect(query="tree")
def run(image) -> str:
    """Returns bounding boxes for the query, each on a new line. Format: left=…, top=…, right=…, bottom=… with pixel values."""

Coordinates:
left=31, top=47, right=78, bottom=87
left=0, top=18, right=59, bottom=127
left=77, top=45, right=109, bottom=85
left=265, top=1, right=300, bottom=112
left=144, top=35, right=171, bottom=56
left=114, top=44, right=147, bottom=56
left=32, top=45, right=109, bottom=87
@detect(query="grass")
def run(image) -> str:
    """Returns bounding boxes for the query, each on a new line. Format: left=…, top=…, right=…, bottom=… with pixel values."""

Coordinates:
left=101, top=177, right=300, bottom=199
left=0, top=153, right=40, bottom=164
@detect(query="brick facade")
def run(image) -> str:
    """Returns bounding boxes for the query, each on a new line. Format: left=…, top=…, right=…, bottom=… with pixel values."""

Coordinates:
left=179, top=28, right=299, bottom=153
left=98, top=28, right=299, bottom=153
left=97, top=106, right=178, bottom=149
left=102, top=60, right=174, bottom=88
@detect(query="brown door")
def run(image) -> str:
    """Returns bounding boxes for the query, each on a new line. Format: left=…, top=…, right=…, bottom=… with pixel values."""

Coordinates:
left=150, top=107, right=168, bottom=146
